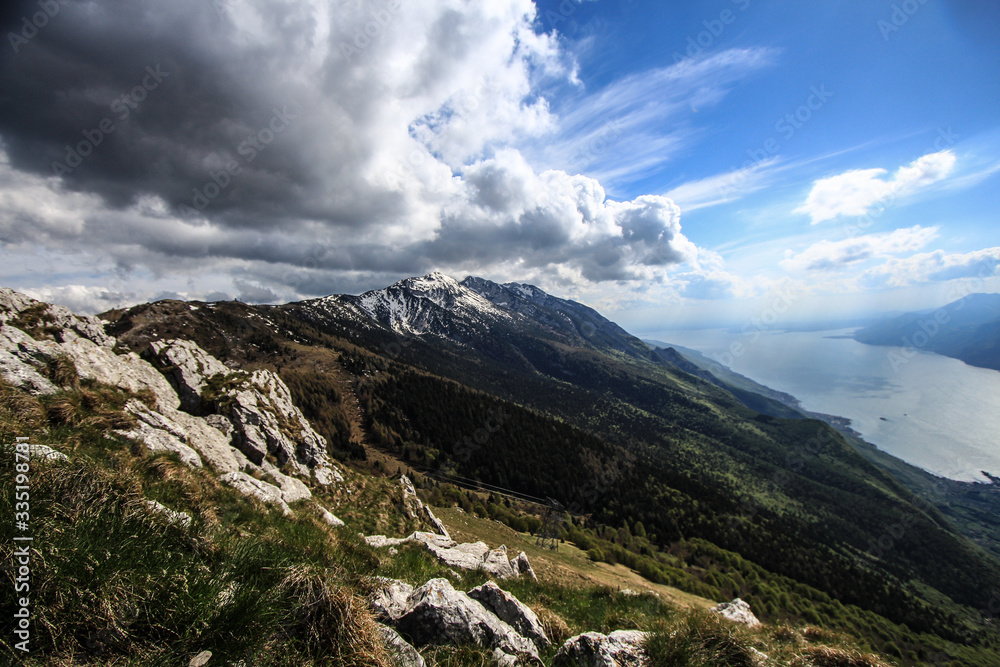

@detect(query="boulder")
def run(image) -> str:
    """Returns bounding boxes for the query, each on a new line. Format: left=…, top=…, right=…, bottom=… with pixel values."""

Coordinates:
left=377, top=624, right=426, bottom=667
left=145, top=500, right=193, bottom=529
left=395, top=578, right=539, bottom=661
left=399, top=475, right=450, bottom=539
left=63, top=338, right=179, bottom=410
left=512, top=552, right=537, bottom=582
left=220, top=471, right=293, bottom=516
left=553, top=630, right=649, bottom=667
left=370, top=578, right=415, bottom=622
left=468, top=581, right=549, bottom=650
left=711, top=598, right=761, bottom=627
left=365, top=532, right=531, bottom=580
left=28, top=444, right=69, bottom=462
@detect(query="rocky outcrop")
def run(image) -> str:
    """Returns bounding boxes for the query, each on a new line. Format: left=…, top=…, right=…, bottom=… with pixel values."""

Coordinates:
left=553, top=630, right=650, bottom=667
left=468, top=581, right=549, bottom=650
left=364, top=531, right=535, bottom=580
left=400, top=475, right=450, bottom=540
left=143, top=337, right=342, bottom=486
left=0, top=289, right=348, bottom=523
left=712, top=598, right=761, bottom=627
left=148, top=338, right=230, bottom=412
left=395, top=578, right=540, bottom=661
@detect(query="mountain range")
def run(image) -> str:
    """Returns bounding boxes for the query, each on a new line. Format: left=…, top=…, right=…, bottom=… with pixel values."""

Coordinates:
left=6, top=273, right=1000, bottom=665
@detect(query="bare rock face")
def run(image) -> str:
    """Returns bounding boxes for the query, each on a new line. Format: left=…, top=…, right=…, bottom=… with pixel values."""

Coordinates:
left=117, top=400, right=204, bottom=469
left=467, top=581, right=549, bottom=650
left=148, top=338, right=230, bottom=412
left=395, top=578, right=540, bottom=661
left=553, top=630, right=650, bottom=667
left=711, top=598, right=761, bottom=627
left=0, top=324, right=60, bottom=394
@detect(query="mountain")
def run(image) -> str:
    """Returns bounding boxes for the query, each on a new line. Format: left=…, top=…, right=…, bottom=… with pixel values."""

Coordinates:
left=854, top=293, right=1000, bottom=371
left=45, top=273, right=1000, bottom=664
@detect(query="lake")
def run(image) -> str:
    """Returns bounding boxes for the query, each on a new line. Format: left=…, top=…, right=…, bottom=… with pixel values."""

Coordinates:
left=650, top=327, right=1000, bottom=482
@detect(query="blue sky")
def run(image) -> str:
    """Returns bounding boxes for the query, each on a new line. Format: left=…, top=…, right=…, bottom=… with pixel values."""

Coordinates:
left=530, top=0, right=1000, bottom=328
left=0, top=0, right=997, bottom=329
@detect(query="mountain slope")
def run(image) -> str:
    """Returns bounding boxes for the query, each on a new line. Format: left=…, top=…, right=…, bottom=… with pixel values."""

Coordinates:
left=854, top=293, right=1000, bottom=371
left=96, top=274, right=1000, bottom=664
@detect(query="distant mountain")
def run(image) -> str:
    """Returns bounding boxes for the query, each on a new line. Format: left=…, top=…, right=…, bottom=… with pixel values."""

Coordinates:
left=854, top=293, right=1000, bottom=371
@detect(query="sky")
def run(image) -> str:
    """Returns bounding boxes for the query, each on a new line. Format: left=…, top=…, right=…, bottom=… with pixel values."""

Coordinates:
left=0, top=0, right=998, bottom=332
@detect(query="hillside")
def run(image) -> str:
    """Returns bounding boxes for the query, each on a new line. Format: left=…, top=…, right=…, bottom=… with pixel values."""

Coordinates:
left=96, top=274, right=1000, bottom=664
left=3, top=280, right=1000, bottom=664
left=854, top=293, right=1000, bottom=371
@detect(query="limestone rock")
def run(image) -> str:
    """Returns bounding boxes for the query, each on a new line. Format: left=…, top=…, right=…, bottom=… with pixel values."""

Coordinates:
left=0, top=288, right=113, bottom=348
left=29, top=444, right=69, bottom=462
left=145, top=500, right=193, bottom=529
left=468, top=581, right=549, bottom=650
left=377, top=624, right=426, bottom=667
left=261, top=461, right=312, bottom=504
left=399, top=475, right=450, bottom=539
left=370, top=578, right=415, bottom=622
left=320, top=507, right=345, bottom=528
left=0, top=325, right=60, bottom=394
left=553, top=630, right=649, bottom=667
left=492, top=648, right=519, bottom=666
left=512, top=552, right=537, bottom=582
left=148, top=338, right=231, bottom=412
left=63, top=338, right=179, bottom=410
left=118, top=400, right=203, bottom=469
left=220, top=471, right=292, bottom=516
left=395, top=578, right=539, bottom=661
left=365, top=532, right=530, bottom=580
left=711, top=598, right=761, bottom=627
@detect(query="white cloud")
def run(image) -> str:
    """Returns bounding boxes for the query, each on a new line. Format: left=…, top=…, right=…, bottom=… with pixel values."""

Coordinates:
left=860, top=247, right=1000, bottom=288
left=780, top=226, right=939, bottom=272
left=0, top=0, right=724, bottom=301
left=794, top=151, right=957, bottom=224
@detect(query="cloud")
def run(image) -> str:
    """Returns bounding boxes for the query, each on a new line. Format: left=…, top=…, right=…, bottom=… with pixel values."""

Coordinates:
left=793, top=151, right=957, bottom=224
left=533, top=48, right=777, bottom=189
left=0, top=0, right=717, bottom=303
left=780, top=226, right=939, bottom=272
left=860, top=247, right=1000, bottom=288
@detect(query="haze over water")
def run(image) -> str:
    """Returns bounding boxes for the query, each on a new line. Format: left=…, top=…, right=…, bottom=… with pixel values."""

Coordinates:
left=653, top=328, right=1000, bottom=482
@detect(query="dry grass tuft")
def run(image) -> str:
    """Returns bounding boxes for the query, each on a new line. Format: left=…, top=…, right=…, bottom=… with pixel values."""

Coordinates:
left=536, top=606, right=572, bottom=646
left=792, top=645, right=895, bottom=667
left=277, top=566, right=392, bottom=667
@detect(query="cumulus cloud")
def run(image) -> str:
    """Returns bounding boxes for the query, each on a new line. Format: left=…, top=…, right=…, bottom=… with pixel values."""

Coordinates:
left=780, top=226, right=939, bottom=272
left=794, top=151, right=957, bottom=224
left=0, top=0, right=712, bottom=303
